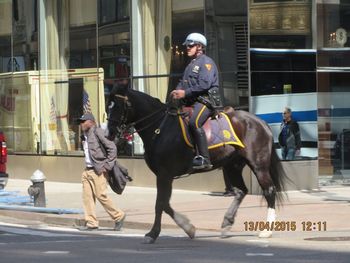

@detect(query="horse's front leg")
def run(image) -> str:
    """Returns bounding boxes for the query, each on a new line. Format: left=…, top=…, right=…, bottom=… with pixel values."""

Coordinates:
left=144, top=176, right=173, bottom=244
left=172, top=211, right=196, bottom=239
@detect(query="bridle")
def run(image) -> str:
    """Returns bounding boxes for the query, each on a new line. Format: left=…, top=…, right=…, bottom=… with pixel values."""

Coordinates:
left=108, top=94, right=166, bottom=139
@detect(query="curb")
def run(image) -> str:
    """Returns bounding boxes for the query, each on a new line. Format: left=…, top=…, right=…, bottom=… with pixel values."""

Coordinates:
left=0, top=209, right=180, bottom=231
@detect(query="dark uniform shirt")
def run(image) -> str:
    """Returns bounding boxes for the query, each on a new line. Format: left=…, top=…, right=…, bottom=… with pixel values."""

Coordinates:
left=176, top=54, right=219, bottom=104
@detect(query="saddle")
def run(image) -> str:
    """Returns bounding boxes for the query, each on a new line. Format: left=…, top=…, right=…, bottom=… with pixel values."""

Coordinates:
left=178, top=106, right=245, bottom=150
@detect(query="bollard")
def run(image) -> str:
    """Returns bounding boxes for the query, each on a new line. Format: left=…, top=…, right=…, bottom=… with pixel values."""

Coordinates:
left=27, top=170, right=46, bottom=207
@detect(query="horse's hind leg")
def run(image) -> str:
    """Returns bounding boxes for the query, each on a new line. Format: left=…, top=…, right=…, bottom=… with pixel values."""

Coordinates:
left=221, top=160, right=247, bottom=237
left=253, top=168, right=277, bottom=238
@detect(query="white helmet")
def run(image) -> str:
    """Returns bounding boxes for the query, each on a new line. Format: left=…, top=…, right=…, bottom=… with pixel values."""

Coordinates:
left=183, top=33, right=207, bottom=47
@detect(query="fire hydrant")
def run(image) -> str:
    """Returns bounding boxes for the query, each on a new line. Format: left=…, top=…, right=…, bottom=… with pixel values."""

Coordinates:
left=28, top=170, right=46, bottom=207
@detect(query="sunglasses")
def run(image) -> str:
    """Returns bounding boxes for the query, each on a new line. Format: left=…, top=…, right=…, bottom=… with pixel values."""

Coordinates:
left=186, top=44, right=196, bottom=48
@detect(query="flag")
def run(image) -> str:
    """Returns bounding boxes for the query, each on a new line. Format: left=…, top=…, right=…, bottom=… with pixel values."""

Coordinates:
left=83, top=89, right=91, bottom=114
left=50, top=96, right=56, bottom=123
left=49, top=96, right=57, bottom=130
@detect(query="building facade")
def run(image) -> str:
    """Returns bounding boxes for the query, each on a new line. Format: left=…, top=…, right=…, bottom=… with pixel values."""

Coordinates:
left=0, top=0, right=349, bottom=189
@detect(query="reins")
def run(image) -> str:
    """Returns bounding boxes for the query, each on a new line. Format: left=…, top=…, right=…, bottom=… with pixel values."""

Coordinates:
left=129, top=108, right=166, bottom=135
left=109, top=94, right=167, bottom=138
left=110, top=93, right=191, bottom=140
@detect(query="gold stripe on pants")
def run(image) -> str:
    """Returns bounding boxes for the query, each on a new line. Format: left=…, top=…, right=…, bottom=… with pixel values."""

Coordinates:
left=82, top=169, right=124, bottom=228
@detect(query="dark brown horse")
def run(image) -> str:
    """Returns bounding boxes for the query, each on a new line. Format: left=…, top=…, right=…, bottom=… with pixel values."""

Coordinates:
left=107, top=86, right=287, bottom=244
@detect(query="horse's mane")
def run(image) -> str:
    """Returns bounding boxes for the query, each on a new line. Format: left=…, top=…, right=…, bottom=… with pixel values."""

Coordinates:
left=128, top=88, right=165, bottom=109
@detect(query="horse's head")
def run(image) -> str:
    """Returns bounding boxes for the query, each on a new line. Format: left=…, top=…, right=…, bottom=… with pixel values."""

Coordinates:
left=107, top=85, right=133, bottom=141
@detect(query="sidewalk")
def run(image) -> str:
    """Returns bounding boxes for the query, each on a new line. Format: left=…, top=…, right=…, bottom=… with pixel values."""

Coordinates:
left=1, top=179, right=350, bottom=235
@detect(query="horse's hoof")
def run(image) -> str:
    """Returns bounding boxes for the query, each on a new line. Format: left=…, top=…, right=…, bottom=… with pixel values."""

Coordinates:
left=258, top=230, right=272, bottom=238
left=143, top=235, right=156, bottom=244
left=184, top=224, right=196, bottom=239
left=220, top=226, right=231, bottom=238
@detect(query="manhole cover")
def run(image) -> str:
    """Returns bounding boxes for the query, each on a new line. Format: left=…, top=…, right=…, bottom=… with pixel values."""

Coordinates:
left=305, top=236, right=350, bottom=241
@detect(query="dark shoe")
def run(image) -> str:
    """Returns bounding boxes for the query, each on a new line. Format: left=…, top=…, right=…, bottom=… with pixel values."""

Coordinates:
left=223, top=190, right=235, bottom=197
left=114, top=214, right=126, bottom=231
left=78, top=226, right=98, bottom=231
left=192, top=155, right=213, bottom=170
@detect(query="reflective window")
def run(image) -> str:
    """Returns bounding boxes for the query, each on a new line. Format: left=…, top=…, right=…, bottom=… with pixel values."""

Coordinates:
left=97, top=0, right=131, bottom=156
left=132, top=0, right=174, bottom=103
left=0, top=0, right=13, bottom=153
left=251, top=49, right=316, bottom=96
left=205, top=0, right=248, bottom=108
left=317, top=1, right=350, bottom=178
left=99, top=0, right=129, bottom=25
left=317, top=2, right=350, bottom=68
left=37, top=0, right=100, bottom=155
left=13, top=0, right=38, bottom=72
left=318, top=72, right=350, bottom=176
left=249, top=0, right=317, bottom=160
left=0, top=0, right=12, bottom=73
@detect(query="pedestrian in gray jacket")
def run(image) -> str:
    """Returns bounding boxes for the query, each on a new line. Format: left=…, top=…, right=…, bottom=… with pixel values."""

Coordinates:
left=77, top=112, right=125, bottom=231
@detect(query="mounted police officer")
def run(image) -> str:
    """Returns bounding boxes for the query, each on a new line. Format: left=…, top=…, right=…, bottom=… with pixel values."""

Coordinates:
left=171, top=33, right=220, bottom=171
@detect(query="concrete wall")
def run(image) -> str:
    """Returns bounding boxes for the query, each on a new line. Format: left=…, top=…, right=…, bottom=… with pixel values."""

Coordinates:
left=7, top=155, right=317, bottom=193
left=250, top=160, right=319, bottom=193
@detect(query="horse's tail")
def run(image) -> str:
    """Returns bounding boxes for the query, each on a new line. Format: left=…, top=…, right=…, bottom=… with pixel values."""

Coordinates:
left=270, top=144, right=289, bottom=204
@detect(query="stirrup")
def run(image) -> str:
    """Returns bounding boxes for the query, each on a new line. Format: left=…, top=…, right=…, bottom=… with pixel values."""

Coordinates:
left=192, top=155, right=213, bottom=170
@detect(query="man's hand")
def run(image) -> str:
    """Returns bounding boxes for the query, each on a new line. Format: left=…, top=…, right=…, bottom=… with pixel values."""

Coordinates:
left=170, top=90, right=185, bottom=99
left=295, top=149, right=301, bottom=156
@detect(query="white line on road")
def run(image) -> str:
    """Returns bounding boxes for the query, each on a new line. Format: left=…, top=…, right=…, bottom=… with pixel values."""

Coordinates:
left=105, top=233, right=144, bottom=237
left=246, top=253, right=274, bottom=257
left=43, top=251, right=70, bottom=254
left=247, top=239, right=269, bottom=243
left=246, top=239, right=270, bottom=247
left=0, top=222, right=76, bottom=237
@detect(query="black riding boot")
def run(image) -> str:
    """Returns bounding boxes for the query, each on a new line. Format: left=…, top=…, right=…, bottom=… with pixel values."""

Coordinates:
left=192, top=127, right=212, bottom=170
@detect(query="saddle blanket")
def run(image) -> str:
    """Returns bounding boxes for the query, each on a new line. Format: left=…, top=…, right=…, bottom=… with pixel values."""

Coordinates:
left=178, top=112, right=245, bottom=150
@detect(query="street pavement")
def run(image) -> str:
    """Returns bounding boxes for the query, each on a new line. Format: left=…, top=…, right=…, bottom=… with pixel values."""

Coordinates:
left=0, top=178, right=350, bottom=250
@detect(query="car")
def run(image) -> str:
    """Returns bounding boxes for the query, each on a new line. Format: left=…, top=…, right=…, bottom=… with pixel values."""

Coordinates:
left=117, top=131, right=133, bottom=156
left=0, top=131, right=8, bottom=189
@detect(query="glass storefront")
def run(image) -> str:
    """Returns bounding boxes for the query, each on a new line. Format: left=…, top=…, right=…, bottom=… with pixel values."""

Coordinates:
left=317, top=0, right=350, bottom=179
left=0, top=0, right=349, bottom=182
left=249, top=0, right=317, bottom=160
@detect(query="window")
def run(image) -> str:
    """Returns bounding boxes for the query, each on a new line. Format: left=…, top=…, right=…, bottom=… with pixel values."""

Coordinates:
left=249, top=0, right=317, bottom=160
left=317, top=1, right=350, bottom=177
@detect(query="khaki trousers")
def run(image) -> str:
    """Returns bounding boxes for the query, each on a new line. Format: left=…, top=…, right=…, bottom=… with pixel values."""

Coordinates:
left=82, top=169, right=124, bottom=228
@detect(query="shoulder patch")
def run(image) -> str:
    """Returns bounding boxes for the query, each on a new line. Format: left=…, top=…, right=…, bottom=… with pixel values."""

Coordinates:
left=192, top=65, right=200, bottom=73
left=205, top=64, right=212, bottom=71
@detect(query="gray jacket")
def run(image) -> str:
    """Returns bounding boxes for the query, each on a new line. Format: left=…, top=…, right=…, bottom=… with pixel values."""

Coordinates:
left=85, top=126, right=117, bottom=175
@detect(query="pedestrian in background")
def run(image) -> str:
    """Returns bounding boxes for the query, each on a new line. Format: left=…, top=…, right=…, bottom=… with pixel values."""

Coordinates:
left=278, top=107, right=301, bottom=160
left=78, top=112, right=126, bottom=231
